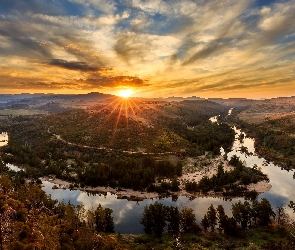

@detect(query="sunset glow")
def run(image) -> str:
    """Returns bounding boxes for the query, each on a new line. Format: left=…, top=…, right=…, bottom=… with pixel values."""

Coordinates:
left=0, top=1, right=295, bottom=98
left=119, top=89, right=133, bottom=98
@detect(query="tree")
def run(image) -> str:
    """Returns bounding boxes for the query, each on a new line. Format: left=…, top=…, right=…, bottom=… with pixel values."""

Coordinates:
left=180, top=207, right=200, bottom=233
left=94, top=204, right=114, bottom=233
left=0, top=174, right=12, bottom=195
left=232, top=201, right=251, bottom=229
left=251, top=199, right=259, bottom=226
left=225, top=217, right=237, bottom=236
left=206, top=204, right=217, bottom=232
left=141, top=205, right=153, bottom=235
left=217, top=205, right=227, bottom=233
left=170, top=178, right=180, bottom=192
left=201, top=214, right=209, bottom=232
left=275, top=205, right=289, bottom=226
left=140, top=202, right=167, bottom=237
left=167, top=206, right=180, bottom=234
left=256, top=198, right=274, bottom=226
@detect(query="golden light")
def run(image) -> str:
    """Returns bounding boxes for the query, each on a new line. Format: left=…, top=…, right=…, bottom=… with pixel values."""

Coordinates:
left=119, top=89, right=133, bottom=98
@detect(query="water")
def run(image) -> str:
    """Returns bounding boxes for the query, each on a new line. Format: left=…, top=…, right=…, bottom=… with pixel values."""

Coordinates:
left=224, top=126, right=295, bottom=216
left=0, top=132, right=22, bottom=172
left=1, top=115, right=295, bottom=233
left=209, top=115, right=219, bottom=123
left=0, top=132, right=8, bottom=147
left=6, top=163, right=22, bottom=172
left=43, top=180, right=242, bottom=233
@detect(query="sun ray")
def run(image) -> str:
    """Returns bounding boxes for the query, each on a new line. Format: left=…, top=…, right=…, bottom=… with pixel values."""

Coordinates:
left=101, top=98, right=122, bottom=125
left=128, top=100, right=144, bottom=134
left=124, top=99, right=129, bottom=141
left=91, top=94, right=158, bottom=150
left=110, top=99, right=124, bottom=145
left=94, top=96, right=121, bottom=114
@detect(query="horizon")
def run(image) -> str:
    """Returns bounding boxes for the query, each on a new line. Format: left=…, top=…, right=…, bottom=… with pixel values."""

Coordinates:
left=0, top=0, right=295, bottom=98
left=1, top=91, right=295, bottom=101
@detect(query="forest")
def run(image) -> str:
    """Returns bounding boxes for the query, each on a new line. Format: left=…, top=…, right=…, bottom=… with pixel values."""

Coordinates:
left=0, top=100, right=236, bottom=193
left=0, top=166, right=294, bottom=250
left=1, top=98, right=294, bottom=249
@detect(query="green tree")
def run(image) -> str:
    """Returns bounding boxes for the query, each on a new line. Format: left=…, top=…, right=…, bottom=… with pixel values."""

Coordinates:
left=94, top=204, right=114, bottom=233
left=140, top=202, right=167, bottom=237
left=206, top=204, right=217, bottom=232
left=201, top=214, right=209, bottom=232
left=232, top=201, right=251, bottom=229
left=217, top=205, right=227, bottom=233
left=180, top=207, right=200, bottom=233
left=256, top=198, right=274, bottom=226
left=141, top=205, right=153, bottom=235
left=225, top=217, right=237, bottom=236
left=167, top=206, right=180, bottom=234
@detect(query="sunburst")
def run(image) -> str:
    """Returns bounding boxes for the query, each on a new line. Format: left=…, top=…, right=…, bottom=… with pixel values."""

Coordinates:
left=88, top=90, right=157, bottom=149
left=119, top=89, right=133, bottom=98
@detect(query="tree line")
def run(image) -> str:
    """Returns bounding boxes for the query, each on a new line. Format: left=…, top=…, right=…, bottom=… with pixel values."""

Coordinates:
left=141, top=198, right=279, bottom=238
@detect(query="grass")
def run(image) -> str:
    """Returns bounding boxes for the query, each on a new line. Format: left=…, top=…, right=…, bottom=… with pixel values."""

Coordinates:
left=121, top=226, right=295, bottom=249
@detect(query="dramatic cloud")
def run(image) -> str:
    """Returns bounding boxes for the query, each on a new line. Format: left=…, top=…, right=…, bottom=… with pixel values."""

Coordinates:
left=0, top=0, right=295, bottom=98
left=49, top=59, right=99, bottom=71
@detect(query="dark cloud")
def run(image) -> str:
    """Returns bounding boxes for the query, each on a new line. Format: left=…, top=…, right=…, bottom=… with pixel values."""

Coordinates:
left=0, top=70, right=148, bottom=92
left=49, top=59, right=99, bottom=72
left=83, top=73, right=148, bottom=88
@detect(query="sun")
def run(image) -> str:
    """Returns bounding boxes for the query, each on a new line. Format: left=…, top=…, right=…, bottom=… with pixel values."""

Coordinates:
left=119, top=89, right=133, bottom=98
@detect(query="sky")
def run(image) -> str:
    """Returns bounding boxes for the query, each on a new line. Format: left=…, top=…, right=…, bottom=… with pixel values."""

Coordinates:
left=0, top=0, right=295, bottom=98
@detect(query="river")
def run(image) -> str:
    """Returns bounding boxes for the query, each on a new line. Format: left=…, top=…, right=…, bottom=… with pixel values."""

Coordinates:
left=1, top=112, right=295, bottom=233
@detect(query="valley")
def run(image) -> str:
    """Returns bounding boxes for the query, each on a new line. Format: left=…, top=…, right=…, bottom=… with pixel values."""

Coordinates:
left=0, top=93, right=295, bottom=248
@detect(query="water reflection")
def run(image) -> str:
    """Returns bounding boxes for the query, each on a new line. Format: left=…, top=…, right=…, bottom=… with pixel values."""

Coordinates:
left=7, top=163, right=22, bottom=172
left=224, top=126, right=295, bottom=217
left=0, top=132, right=22, bottom=172
left=0, top=132, right=8, bottom=147
left=43, top=181, right=244, bottom=233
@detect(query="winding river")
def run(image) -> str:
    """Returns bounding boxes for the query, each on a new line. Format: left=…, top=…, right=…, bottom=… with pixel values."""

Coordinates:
left=1, top=112, right=295, bottom=233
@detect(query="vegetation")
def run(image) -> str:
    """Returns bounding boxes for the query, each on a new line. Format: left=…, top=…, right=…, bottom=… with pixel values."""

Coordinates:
left=0, top=100, right=235, bottom=193
left=140, top=202, right=200, bottom=237
left=0, top=169, right=294, bottom=249
left=1, top=97, right=295, bottom=249
left=230, top=105, right=295, bottom=169
left=138, top=200, right=295, bottom=249
left=0, top=171, right=124, bottom=250
left=185, top=155, right=268, bottom=196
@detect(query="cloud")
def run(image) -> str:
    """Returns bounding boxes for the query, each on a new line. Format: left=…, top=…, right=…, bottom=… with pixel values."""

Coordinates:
left=82, top=73, right=148, bottom=88
left=49, top=59, right=99, bottom=71
left=0, top=0, right=295, bottom=97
